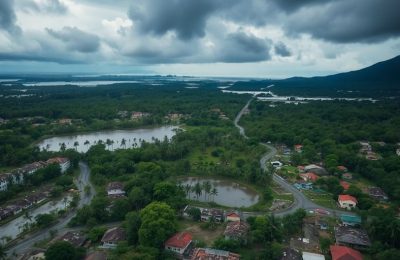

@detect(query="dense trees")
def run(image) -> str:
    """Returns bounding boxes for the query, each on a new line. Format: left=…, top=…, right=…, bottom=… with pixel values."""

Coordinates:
left=138, top=202, right=177, bottom=249
left=45, top=241, right=85, bottom=260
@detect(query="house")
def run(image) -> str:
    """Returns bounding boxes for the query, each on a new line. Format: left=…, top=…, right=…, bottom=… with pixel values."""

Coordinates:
left=294, top=144, right=303, bottom=152
left=46, top=157, right=70, bottom=173
left=226, top=212, right=240, bottom=222
left=101, top=227, right=126, bottom=248
left=271, top=161, right=283, bottom=168
left=340, top=181, right=350, bottom=191
left=6, top=205, right=22, bottom=215
left=367, top=187, right=388, bottom=201
left=338, top=195, right=357, bottom=210
left=224, top=221, right=249, bottom=242
left=26, top=193, right=47, bottom=204
left=304, top=164, right=328, bottom=176
left=0, top=207, right=13, bottom=220
left=85, top=251, right=107, bottom=260
left=14, top=199, right=33, bottom=210
left=342, top=173, right=353, bottom=180
left=334, top=226, right=371, bottom=249
left=281, top=248, right=302, bottom=260
left=56, top=231, right=86, bottom=247
left=340, top=214, right=362, bottom=227
left=297, top=166, right=305, bottom=173
left=330, top=245, right=363, bottom=260
left=59, top=118, right=72, bottom=125
left=191, top=248, right=240, bottom=260
left=164, top=232, right=192, bottom=256
left=131, top=111, right=150, bottom=120
left=302, top=252, right=325, bottom=260
left=299, top=172, right=319, bottom=182
left=359, top=142, right=371, bottom=153
left=337, top=166, right=348, bottom=172
left=365, top=151, right=379, bottom=160
left=201, top=208, right=224, bottom=222
left=0, top=174, right=9, bottom=191
left=106, top=182, right=125, bottom=197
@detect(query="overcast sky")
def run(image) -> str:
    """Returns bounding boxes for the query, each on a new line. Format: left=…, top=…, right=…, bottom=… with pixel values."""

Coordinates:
left=0, top=0, right=399, bottom=78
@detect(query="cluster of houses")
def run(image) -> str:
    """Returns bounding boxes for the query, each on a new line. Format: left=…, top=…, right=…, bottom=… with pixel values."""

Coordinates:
left=0, top=191, right=49, bottom=221
left=0, top=157, right=70, bottom=192
left=359, top=141, right=379, bottom=160
left=210, top=108, right=229, bottom=120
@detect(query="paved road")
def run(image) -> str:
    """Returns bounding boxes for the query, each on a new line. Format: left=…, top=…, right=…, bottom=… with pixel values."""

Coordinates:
left=6, top=161, right=95, bottom=257
left=235, top=98, right=354, bottom=218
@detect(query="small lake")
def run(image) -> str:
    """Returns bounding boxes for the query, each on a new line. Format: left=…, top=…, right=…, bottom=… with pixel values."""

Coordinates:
left=180, top=177, right=260, bottom=208
left=37, top=126, right=179, bottom=153
left=0, top=196, right=72, bottom=241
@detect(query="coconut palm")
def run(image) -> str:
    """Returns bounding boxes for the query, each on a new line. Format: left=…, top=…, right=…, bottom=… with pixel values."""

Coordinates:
left=203, top=181, right=212, bottom=201
left=193, top=182, right=202, bottom=199
left=211, top=187, right=218, bottom=201
left=121, top=138, right=126, bottom=148
left=73, top=141, right=79, bottom=151
left=59, top=142, right=66, bottom=152
left=184, top=184, right=192, bottom=199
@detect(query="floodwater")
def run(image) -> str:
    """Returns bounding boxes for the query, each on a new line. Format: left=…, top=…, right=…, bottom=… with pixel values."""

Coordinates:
left=0, top=196, right=72, bottom=241
left=37, top=126, right=179, bottom=153
left=180, top=177, right=260, bottom=208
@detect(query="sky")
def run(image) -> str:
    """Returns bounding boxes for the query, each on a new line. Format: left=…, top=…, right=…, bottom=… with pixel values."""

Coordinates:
left=0, top=0, right=399, bottom=78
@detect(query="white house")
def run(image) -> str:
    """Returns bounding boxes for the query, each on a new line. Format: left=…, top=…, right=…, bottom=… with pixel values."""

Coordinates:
left=47, top=157, right=70, bottom=173
left=302, top=252, right=325, bottom=260
left=226, top=212, right=241, bottom=222
left=165, top=232, right=192, bottom=256
left=0, top=174, right=9, bottom=191
left=106, top=182, right=125, bottom=196
left=338, top=195, right=357, bottom=210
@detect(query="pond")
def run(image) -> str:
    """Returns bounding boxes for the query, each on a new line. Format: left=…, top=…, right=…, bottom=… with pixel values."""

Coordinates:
left=0, top=196, right=72, bottom=241
left=37, top=126, right=179, bottom=153
left=180, top=177, right=260, bottom=208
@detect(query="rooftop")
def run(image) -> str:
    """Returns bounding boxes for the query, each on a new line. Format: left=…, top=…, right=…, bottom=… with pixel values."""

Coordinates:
left=302, top=252, right=325, bottom=260
left=57, top=231, right=86, bottom=247
left=335, top=226, right=371, bottom=247
left=330, top=245, right=363, bottom=260
left=101, top=227, right=126, bottom=243
left=107, top=182, right=124, bottom=191
left=224, top=221, right=250, bottom=239
left=191, top=248, right=240, bottom=260
left=165, top=232, right=192, bottom=249
left=339, top=195, right=357, bottom=204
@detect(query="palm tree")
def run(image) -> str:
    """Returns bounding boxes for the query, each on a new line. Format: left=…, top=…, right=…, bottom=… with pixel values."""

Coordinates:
left=203, top=181, right=212, bottom=201
left=73, top=141, right=79, bottom=151
left=106, top=138, right=112, bottom=150
left=211, top=187, right=218, bottom=201
left=84, top=140, right=90, bottom=146
left=59, top=142, right=66, bottom=152
left=184, top=184, right=192, bottom=199
left=194, top=182, right=202, bottom=199
left=121, top=138, right=126, bottom=148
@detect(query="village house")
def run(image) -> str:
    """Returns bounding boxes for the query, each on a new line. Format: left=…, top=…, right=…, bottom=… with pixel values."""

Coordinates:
left=46, top=157, right=71, bottom=173
left=340, top=214, right=362, bottom=227
left=14, top=198, right=33, bottom=210
left=367, top=187, right=388, bottom=201
left=224, top=221, right=250, bottom=243
left=359, top=142, right=371, bottom=153
left=101, top=227, right=126, bottom=249
left=340, top=181, right=350, bottom=191
left=164, top=232, right=193, bottom=257
left=299, top=172, right=319, bottom=182
left=191, top=248, right=240, bottom=260
left=330, top=245, right=363, bottom=260
left=304, top=164, right=328, bottom=176
left=226, top=212, right=241, bottom=222
left=201, top=208, right=224, bottom=222
left=271, top=161, right=283, bottom=169
left=365, top=151, right=379, bottom=160
left=294, top=144, right=303, bottom=152
left=106, top=182, right=125, bottom=197
left=334, top=226, right=371, bottom=249
left=55, top=231, right=86, bottom=247
left=338, top=195, right=357, bottom=210
left=337, top=166, right=348, bottom=172
left=58, top=118, right=72, bottom=125
left=131, top=111, right=151, bottom=120
left=0, top=174, right=9, bottom=191
left=302, top=252, right=325, bottom=260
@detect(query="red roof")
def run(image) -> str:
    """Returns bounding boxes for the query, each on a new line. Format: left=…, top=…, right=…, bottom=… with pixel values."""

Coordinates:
left=300, top=172, right=319, bottom=182
left=330, top=245, right=363, bottom=260
left=337, top=166, right=348, bottom=171
left=165, top=232, right=192, bottom=249
left=340, top=181, right=350, bottom=190
left=226, top=212, right=240, bottom=218
left=339, top=194, right=357, bottom=204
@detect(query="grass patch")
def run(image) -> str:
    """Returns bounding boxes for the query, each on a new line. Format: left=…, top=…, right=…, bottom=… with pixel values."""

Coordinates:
left=178, top=219, right=225, bottom=246
left=303, top=190, right=337, bottom=209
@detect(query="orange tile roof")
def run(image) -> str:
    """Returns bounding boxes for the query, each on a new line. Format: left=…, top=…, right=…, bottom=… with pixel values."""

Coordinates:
left=330, top=245, right=363, bottom=260
left=165, top=232, right=192, bottom=249
left=339, top=194, right=357, bottom=204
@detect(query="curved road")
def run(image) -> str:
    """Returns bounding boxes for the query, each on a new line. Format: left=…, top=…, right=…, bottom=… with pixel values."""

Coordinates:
left=235, top=98, right=354, bottom=217
left=6, top=161, right=95, bottom=257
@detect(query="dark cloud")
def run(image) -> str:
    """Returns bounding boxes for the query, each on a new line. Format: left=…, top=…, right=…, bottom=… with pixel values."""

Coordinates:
left=0, top=0, right=21, bottom=34
left=128, top=0, right=219, bottom=40
left=0, top=52, right=81, bottom=64
left=272, top=0, right=331, bottom=13
left=26, top=0, right=68, bottom=14
left=217, top=31, right=272, bottom=62
left=46, top=27, right=100, bottom=53
left=274, top=42, right=291, bottom=57
left=285, top=0, right=400, bottom=43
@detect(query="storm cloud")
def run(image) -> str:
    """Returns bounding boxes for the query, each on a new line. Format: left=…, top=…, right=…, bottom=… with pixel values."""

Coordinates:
left=0, top=0, right=21, bottom=34
left=46, top=27, right=100, bottom=53
left=24, top=0, right=68, bottom=14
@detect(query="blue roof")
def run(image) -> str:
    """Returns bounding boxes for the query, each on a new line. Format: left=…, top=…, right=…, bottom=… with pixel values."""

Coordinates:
left=340, top=214, right=361, bottom=224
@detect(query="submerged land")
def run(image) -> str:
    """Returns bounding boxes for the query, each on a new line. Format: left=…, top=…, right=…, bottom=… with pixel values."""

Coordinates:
left=0, top=56, right=399, bottom=260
